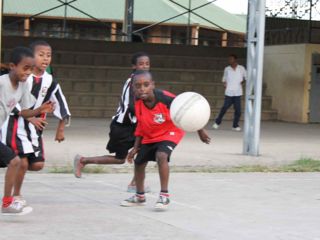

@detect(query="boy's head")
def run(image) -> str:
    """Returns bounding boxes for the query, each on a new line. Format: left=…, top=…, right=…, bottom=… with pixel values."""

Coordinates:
left=131, top=52, right=150, bottom=71
left=132, top=70, right=154, bottom=101
left=9, top=47, right=34, bottom=82
left=30, top=40, right=52, bottom=74
left=228, top=54, right=238, bottom=66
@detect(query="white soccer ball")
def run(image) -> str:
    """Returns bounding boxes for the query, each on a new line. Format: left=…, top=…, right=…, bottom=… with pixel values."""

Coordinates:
left=170, top=92, right=211, bottom=132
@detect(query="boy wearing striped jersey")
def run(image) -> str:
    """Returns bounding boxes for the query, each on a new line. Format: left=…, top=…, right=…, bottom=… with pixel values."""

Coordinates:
left=1, top=47, right=54, bottom=215
left=73, top=53, right=150, bottom=191
left=121, top=71, right=210, bottom=210
left=1, top=41, right=71, bottom=207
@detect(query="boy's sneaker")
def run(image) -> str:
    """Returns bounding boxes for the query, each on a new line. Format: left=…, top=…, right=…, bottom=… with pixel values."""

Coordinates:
left=212, top=123, right=219, bottom=129
left=127, top=185, right=151, bottom=193
left=120, top=194, right=146, bottom=207
left=154, top=195, right=170, bottom=210
left=232, top=127, right=241, bottom=132
left=2, top=201, right=33, bottom=216
left=73, top=154, right=84, bottom=178
left=14, top=196, right=27, bottom=207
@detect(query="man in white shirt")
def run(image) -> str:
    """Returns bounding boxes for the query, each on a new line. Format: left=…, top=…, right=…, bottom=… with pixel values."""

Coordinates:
left=212, top=54, right=247, bottom=131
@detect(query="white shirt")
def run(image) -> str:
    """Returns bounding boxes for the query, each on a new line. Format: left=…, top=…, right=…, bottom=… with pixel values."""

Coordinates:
left=222, top=65, right=247, bottom=97
left=0, top=74, right=36, bottom=127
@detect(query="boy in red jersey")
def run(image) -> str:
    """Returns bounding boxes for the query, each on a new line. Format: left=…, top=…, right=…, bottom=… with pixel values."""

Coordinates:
left=120, top=70, right=210, bottom=210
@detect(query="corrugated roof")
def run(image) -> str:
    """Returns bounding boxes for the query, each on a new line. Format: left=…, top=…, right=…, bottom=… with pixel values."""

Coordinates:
left=3, top=0, right=246, bottom=33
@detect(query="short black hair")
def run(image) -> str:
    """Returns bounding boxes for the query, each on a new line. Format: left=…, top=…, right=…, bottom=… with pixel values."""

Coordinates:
left=229, top=54, right=238, bottom=59
left=10, top=47, right=34, bottom=65
left=131, top=52, right=149, bottom=65
left=132, top=70, right=152, bottom=82
left=29, top=40, right=51, bottom=52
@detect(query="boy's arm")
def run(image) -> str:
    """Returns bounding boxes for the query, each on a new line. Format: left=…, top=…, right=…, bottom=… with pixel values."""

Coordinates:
left=55, top=119, right=66, bottom=143
left=20, top=101, right=54, bottom=119
left=28, top=117, right=48, bottom=131
left=222, top=68, right=227, bottom=88
left=50, top=82, right=71, bottom=126
left=127, top=136, right=142, bottom=163
left=197, top=129, right=211, bottom=144
left=242, top=66, right=247, bottom=83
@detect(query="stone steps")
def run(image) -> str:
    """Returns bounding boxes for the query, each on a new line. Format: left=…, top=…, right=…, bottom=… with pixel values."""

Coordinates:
left=50, top=50, right=245, bottom=70
left=68, top=105, right=278, bottom=121
left=63, top=91, right=273, bottom=110
left=53, top=64, right=244, bottom=84
left=58, top=77, right=268, bottom=97
left=2, top=36, right=277, bottom=120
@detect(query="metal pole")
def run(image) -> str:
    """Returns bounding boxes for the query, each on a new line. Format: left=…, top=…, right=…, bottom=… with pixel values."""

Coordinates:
left=243, top=0, right=266, bottom=156
left=62, top=0, right=68, bottom=37
left=186, top=0, right=191, bottom=45
left=122, top=0, right=134, bottom=42
left=309, top=0, right=313, bottom=43
left=0, top=0, right=2, bottom=65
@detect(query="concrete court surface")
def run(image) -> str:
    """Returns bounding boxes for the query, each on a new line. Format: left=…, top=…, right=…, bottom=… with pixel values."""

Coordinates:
left=42, top=118, right=320, bottom=169
left=0, top=172, right=320, bottom=240
left=1, top=118, right=320, bottom=239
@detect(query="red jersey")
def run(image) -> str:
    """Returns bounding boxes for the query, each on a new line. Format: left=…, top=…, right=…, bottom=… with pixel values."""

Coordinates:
left=135, top=89, right=185, bottom=144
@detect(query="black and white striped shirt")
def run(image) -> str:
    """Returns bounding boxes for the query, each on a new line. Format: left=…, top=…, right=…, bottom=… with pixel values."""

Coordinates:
left=1, top=72, right=71, bottom=155
left=113, top=76, right=136, bottom=125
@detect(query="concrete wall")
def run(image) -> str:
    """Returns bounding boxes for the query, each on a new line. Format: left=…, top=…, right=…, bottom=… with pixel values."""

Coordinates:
left=264, top=44, right=320, bottom=123
left=264, top=44, right=306, bottom=122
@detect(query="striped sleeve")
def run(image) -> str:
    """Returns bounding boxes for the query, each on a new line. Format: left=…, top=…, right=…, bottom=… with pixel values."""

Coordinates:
left=49, top=82, right=71, bottom=122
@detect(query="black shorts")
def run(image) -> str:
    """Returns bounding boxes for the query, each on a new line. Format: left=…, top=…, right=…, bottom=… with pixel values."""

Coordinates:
left=19, top=153, right=44, bottom=165
left=134, top=141, right=177, bottom=165
left=106, top=120, right=136, bottom=159
left=19, top=136, right=45, bottom=164
left=0, top=142, right=17, bottom=168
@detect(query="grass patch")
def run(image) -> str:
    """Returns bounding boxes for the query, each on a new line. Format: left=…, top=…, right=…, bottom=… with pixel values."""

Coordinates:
left=47, top=158, right=320, bottom=174
left=48, top=165, right=108, bottom=174
left=279, top=158, right=320, bottom=172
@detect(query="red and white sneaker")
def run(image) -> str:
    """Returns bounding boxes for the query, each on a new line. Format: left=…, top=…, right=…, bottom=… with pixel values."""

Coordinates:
left=154, top=194, right=170, bottom=211
left=2, top=201, right=33, bottom=216
left=120, top=194, right=146, bottom=207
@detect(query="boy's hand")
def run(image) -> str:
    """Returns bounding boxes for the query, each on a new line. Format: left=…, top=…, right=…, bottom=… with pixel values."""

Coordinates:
left=197, top=129, right=211, bottom=144
left=127, top=148, right=139, bottom=164
left=55, top=128, right=65, bottom=143
left=28, top=117, right=48, bottom=131
left=40, top=101, right=55, bottom=114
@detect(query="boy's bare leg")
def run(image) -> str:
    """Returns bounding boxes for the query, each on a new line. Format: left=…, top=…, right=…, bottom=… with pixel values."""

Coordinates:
left=128, top=176, right=136, bottom=186
left=13, top=157, right=28, bottom=197
left=13, top=159, right=44, bottom=197
left=82, top=155, right=125, bottom=166
left=156, top=152, right=169, bottom=192
left=74, top=155, right=125, bottom=178
left=4, top=156, right=20, bottom=197
left=154, top=152, right=171, bottom=209
left=134, top=162, right=148, bottom=193
left=120, top=162, right=148, bottom=207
